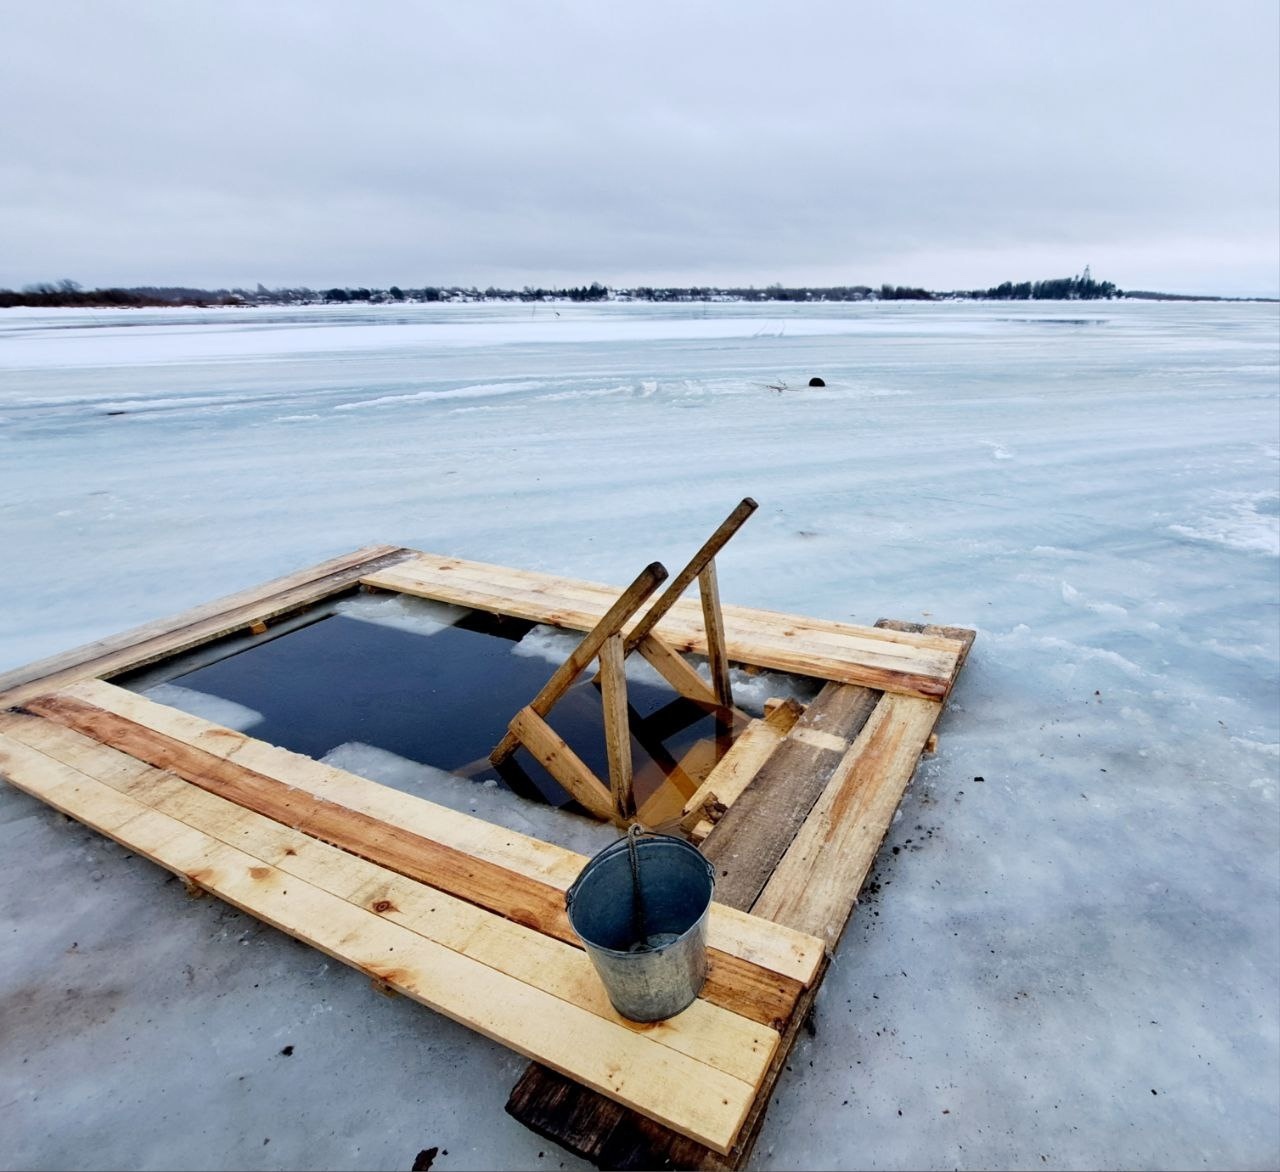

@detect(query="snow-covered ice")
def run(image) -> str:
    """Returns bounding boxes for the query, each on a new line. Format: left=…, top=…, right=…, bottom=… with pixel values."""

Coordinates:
left=1, top=299, right=1276, bottom=1170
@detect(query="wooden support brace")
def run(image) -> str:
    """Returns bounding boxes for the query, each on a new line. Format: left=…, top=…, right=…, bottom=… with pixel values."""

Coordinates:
left=624, top=498, right=757, bottom=654
left=491, top=561, right=667, bottom=767
left=636, top=634, right=720, bottom=706
left=507, top=707, right=615, bottom=821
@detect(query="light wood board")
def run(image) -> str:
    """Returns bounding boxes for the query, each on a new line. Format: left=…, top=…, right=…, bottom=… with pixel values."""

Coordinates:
left=41, top=680, right=823, bottom=990
left=0, top=702, right=832, bottom=1154
left=361, top=552, right=965, bottom=699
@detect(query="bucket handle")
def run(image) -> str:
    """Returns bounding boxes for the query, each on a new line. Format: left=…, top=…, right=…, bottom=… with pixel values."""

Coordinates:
left=565, top=828, right=716, bottom=912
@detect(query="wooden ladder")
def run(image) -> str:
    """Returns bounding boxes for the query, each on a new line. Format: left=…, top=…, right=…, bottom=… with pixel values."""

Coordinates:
left=489, top=499, right=758, bottom=824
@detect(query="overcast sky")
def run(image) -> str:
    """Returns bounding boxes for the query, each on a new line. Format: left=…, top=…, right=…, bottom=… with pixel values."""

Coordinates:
left=2, top=0, right=1277, bottom=296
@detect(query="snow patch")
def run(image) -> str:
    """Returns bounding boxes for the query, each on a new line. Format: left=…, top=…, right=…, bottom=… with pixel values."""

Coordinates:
left=334, top=591, right=468, bottom=637
left=333, top=380, right=547, bottom=410
left=1169, top=491, right=1280, bottom=556
left=319, top=741, right=617, bottom=857
left=141, top=683, right=264, bottom=731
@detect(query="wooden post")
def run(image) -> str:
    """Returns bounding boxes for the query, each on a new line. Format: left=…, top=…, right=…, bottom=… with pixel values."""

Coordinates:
left=490, top=561, right=667, bottom=766
left=623, top=498, right=757, bottom=654
left=698, top=558, right=733, bottom=709
left=597, top=634, right=634, bottom=822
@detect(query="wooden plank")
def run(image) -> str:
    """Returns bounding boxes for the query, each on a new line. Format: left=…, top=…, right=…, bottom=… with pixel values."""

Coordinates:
left=624, top=498, right=758, bottom=652
left=0, top=545, right=415, bottom=708
left=21, top=687, right=817, bottom=1028
left=0, top=713, right=778, bottom=1087
left=372, top=553, right=967, bottom=656
left=364, top=554, right=961, bottom=699
left=509, top=707, right=616, bottom=822
left=700, top=682, right=882, bottom=911
left=751, top=693, right=941, bottom=944
left=0, top=729, right=757, bottom=1154
left=47, top=681, right=823, bottom=988
left=42, top=681, right=822, bottom=981
left=505, top=621, right=972, bottom=1170
left=636, top=634, right=720, bottom=706
left=382, top=558, right=962, bottom=677
left=491, top=561, right=667, bottom=764
left=598, top=634, right=635, bottom=821
left=874, top=618, right=977, bottom=688
left=680, top=699, right=803, bottom=831
left=517, top=956, right=837, bottom=1172
left=502, top=681, right=884, bottom=1166
left=698, top=561, right=733, bottom=709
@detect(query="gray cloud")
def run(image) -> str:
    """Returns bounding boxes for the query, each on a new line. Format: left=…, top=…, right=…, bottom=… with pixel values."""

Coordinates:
left=2, top=0, right=1276, bottom=295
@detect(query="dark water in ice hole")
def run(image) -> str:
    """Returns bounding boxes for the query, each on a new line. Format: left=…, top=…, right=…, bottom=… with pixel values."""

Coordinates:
left=153, top=608, right=743, bottom=817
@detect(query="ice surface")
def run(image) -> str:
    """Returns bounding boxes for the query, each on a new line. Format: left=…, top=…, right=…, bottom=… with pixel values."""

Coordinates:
left=333, top=589, right=469, bottom=637
left=1, top=300, right=1277, bottom=1170
left=140, top=682, right=265, bottom=733
left=319, top=741, right=617, bottom=859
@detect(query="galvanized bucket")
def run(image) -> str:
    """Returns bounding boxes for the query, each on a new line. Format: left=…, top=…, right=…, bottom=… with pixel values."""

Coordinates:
left=565, top=827, right=716, bottom=1022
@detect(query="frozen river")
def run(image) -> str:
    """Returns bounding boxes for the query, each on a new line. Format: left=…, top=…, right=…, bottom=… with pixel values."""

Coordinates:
left=1, top=299, right=1277, bottom=1170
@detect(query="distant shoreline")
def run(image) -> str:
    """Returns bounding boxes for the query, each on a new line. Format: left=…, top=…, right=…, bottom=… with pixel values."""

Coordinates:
left=2, top=287, right=1276, bottom=310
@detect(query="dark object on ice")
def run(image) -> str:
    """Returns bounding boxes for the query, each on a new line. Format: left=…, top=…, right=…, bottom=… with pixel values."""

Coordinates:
left=808, top=376, right=826, bottom=387
left=412, top=1148, right=439, bottom=1172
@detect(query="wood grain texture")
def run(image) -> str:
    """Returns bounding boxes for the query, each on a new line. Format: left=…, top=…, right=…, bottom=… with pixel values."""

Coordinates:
left=363, top=553, right=963, bottom=699
left=508, top=707, right=615, bottom=821
left=750, top=693, right=942, bottom=944
left=680, top=700, right=802, bottom=830
left=598, top=634, right=634, bottom=821
left=636, top=634, right=720, bottom=706
left=700, top=682, right=882, bottom=911
left=698, top=562, right=733, bottom=709
left=0, top=710, right=778, bottom=1086
left=623, top=498, right=758, bottom=652
left=0, top=545, right=413, bottom=707
left=377, top=553, right=964, bottom=655
left=506, top=680, right=883, bottom=1171
left=20, top=687, right=816, bottom=1029
left=505, top=619, right=974, bottom=1169
left=44, top=680, right=823, bottom=987
left=0, top=724, right=760, bottom=1154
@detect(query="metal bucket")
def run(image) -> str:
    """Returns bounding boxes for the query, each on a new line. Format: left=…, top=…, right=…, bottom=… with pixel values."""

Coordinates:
left=565, top=829, right=716, bottom=1022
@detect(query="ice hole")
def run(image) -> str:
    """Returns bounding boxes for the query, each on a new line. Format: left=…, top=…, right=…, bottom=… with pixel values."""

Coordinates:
left=117, top=590, right=818, bottom=837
